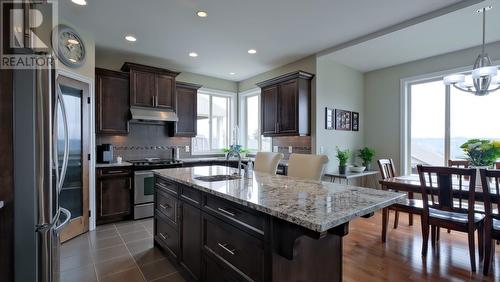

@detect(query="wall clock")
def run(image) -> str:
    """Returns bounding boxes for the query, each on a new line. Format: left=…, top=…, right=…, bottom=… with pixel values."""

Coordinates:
left=52, top=25, right=86, bottom=68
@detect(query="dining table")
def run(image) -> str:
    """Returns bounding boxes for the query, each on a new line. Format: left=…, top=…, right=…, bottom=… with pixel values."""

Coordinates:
left=379, top=174, right=497, bottom=203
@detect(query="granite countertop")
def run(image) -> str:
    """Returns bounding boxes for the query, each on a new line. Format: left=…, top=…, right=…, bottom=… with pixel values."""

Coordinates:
left=153, top=166, right=405, bottom=232
left=96, top=161, right=133, bottom=168
left=181, top=157, right=289, bottom=166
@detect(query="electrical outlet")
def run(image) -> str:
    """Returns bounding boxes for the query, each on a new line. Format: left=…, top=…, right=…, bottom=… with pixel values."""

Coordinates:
left=176, top=148, right=180, bottom=159
left=320, top=146, right=324, bottom=154
left=185, top=146, right=190, bottom=153
left=288, top=146, right=293, bottom=153
left=273, top=146, right=278, bottom=153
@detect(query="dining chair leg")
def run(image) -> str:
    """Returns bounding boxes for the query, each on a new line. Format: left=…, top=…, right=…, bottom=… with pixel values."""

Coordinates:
left=447, top=229, right=451, bottom=234
left=436, top=227, right=440, bottom=242
left=393, top=211, right=399, bottom=229
left=431, top=226, right=436, bottom=247
left=421, top=217, right=429, bottom=256
left=409, top=213, right=413, bottom=226
left=382, top=207, right=389, bottom=243
left=467, top=230, right=476, bottom=272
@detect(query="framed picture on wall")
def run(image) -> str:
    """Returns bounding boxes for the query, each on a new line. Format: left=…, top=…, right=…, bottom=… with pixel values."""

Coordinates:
left=335, top=109, right=351, bottom=131
left=352, top=112, right=359, bottom=131
left=325, top=107, right=334, bottom=130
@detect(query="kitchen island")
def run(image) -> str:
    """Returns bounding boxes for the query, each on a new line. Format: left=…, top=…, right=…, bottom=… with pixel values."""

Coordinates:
left=153, top=166, right=405, bottom=282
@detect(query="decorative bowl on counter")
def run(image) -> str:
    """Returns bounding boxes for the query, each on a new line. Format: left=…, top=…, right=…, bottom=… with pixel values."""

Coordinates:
left=349, top=166, right=366, bottom=173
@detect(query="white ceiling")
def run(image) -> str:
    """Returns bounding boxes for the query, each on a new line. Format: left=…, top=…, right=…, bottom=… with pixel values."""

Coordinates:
left=60, top=0, right=477, bottom=80
left=322, top=0, right=500, bottom=72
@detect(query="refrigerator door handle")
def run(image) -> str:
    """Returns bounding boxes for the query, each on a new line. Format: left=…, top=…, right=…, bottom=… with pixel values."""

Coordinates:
left=55, top=207, right=71, bottom=233
left=56, top=84, right=70, bottom=192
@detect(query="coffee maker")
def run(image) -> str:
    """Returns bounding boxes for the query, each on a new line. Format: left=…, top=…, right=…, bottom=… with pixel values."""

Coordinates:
left=97, top=144, right=114, bottom=163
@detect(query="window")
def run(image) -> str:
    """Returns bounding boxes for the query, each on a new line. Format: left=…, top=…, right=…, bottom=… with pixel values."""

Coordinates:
left=240, top=90, right=271, bottom=152
left=192, top=89, right=235, bottom=154
left=403, top=74, right=500, bottom=174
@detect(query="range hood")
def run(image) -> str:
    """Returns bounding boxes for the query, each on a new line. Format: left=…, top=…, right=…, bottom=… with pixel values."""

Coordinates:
left=130, top=107, right=178, bottom=122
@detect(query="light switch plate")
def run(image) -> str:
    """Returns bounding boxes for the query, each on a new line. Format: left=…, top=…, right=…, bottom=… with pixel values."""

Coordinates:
left=273, top=146, right=278, bottom=153
left=288, top=146, right=293, bottom=153
left=185, top=146, right=190, bottom=153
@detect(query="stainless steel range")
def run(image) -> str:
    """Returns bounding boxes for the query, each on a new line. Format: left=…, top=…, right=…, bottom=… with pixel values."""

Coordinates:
left=129, top=158, right=183, bottom=219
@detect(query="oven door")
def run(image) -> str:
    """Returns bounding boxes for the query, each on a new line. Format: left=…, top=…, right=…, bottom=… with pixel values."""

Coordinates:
left=134, top=171, right=155, bottom=204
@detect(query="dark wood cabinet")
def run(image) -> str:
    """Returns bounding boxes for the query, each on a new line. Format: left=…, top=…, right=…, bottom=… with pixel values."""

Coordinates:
left=95, top=68, right=130, bottom=134
left=96, top=167, right=132, bottom=225
left=122, top=62, right=180, bottom=110
left=181, top=201, right=202, bottom=280
left=169, top=82, right=201, bottom=137
left=257, top=71, right=314, bottom=137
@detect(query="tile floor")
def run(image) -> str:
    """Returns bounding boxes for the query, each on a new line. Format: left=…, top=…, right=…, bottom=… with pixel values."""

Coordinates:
left=60, top=218, right=185, bottom=282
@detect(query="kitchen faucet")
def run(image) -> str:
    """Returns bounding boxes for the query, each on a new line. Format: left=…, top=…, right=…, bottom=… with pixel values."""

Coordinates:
left=226, top=147, right=246, bottom=176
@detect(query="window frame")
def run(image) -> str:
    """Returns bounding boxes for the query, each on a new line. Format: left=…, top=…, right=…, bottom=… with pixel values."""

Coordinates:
left=401, top=62, right=500, bottom=174
left=191, top=88, right=236, bottom=155
left=239, top=88, right=272, bottom=152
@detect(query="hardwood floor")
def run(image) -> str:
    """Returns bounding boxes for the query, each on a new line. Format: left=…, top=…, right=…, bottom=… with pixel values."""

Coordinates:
left=345, top=211, right=499, bottom=281
left=62, top=211, right=500, bottom=281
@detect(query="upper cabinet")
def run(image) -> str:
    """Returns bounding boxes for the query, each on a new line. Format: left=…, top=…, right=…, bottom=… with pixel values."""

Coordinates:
left=169, top=82, right=202, bottom=137
left=257, top=71, right=314, bottom=137
left=121, top=62, right=180, bottom=110
left=96, top=68, right=130, bottom=134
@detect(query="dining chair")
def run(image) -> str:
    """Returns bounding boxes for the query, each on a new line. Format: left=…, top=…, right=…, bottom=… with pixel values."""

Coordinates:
left=287, top=154, right=329, bottom=181
left=417, top=165, right=484, bottom=272
left=253, top=152, right=284, bottom=174
left=378, top=159, right=423, bottom=242
left=480, top=169, right=500, bottom=276
left=448, top=159, right=470, bottom=168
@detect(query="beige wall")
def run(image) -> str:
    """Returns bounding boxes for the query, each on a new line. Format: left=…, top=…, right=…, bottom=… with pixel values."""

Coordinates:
left=316, top=57, right=364, bottom=172
left=95, top=47, right=237, bottom=93
left=364, top=41, right=500, bottom=171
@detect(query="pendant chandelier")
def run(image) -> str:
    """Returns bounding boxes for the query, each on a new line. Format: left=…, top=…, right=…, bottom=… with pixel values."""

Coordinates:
left=443, top=6, right=500, bottom=96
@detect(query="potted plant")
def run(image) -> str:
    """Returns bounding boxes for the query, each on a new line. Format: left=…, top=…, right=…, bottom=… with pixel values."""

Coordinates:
left=336, top=147, right=351, bottom=174
left=223, top=145, right=250, bottom=158
left=460, top=139, right=500, bottom=186
left=358, top=147, right=376, bottom=171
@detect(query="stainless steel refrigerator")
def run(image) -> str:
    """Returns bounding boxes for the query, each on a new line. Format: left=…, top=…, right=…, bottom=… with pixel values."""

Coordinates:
left=13, top=58, right=72, bottom=282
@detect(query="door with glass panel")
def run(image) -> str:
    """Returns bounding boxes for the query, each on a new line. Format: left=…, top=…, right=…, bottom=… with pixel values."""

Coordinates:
left=57, top=74, right=90, bottom=242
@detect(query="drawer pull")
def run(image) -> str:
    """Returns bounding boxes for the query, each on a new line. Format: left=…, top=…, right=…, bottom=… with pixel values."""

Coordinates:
left=217, top=207, right=236, bottom=217
left=159, top=203, right=170, bottom=210
left=159, top=232, right=168, bottom=240
left=106, top=170, right=126, bottom=174
left=217, top=243, right=236, bottom=255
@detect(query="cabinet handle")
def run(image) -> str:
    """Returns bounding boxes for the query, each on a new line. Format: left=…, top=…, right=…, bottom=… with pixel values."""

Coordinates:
left=152, top=95, right=156, bottom=107
left=106, top=170, right=126, bottom=174
left=217, top=243, right=236, bottom=255
left=155, top=95, right=159, bottom=107
left=217, top=207, right=236, bottom=217
left=159, top=203, right=170, bottom=210
left=159, top=232, right=168, bottom=240
left=0, top=201, right=4, bottom=209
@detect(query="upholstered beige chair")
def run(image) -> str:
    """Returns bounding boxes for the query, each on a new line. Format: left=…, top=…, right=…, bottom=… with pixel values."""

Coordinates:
left=253, top=152, right=284, bottom=174
left=287, top=154, right=329, bottom=181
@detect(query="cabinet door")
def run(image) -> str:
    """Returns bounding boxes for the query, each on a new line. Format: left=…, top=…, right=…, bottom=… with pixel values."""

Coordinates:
left=181, top=202, right=201, bottom=280
left=172, top=86, right=197, bottom=136
left=96, top=171, right=132, bottom=225
left=277, top=80, right=298, bottom=134
left=155, top=74, right=175, bottom=109
left=130, top=70, right=155, bottom=107
left=96, top=69, right=129, bottom=134
left=261, top=85, right=278, bottom=136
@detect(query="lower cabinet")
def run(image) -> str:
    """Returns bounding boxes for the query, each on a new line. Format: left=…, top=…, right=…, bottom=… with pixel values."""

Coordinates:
left=181, top=202, right=202, bottom=280
left=155, top=213, right=180, bottom=259
left=96, top=167, right=132, bottom=225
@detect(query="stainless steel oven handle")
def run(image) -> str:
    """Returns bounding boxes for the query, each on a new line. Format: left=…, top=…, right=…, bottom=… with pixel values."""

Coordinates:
left=56, top=84, right=69, bottom=193
left=134, top=171, right=154, bottom=176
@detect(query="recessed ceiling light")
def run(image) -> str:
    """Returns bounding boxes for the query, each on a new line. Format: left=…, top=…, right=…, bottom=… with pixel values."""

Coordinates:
left=71, top=0, right=87, bottom=6
left=67, top=39, right=79, bottom=45
left=189, top=52, right=198, bottom=57
left=476, top=5, right=493, bottom=13
left=229, top=72, right=236, bottom=75
left=247, top=49, right=257, bottom=54
left=196, top=11, right=208, bottom=18
left=125, top=35, right=137, bottom=42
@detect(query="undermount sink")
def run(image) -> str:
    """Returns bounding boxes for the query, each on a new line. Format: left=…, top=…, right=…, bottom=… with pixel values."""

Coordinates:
left=194, top=174, right=241, bottom=182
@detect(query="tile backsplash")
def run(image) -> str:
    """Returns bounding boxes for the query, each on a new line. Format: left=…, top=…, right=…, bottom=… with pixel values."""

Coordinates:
left=96, top=122, right=191, bottom=161
left=272, top=136, right=312, bottom=159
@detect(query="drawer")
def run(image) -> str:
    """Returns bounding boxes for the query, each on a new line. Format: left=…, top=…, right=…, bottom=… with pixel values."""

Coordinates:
left=204, top=195, right=265, bottom=235
left=155, top=214, right=179, bottom=258
left=97, top=167, right=131, bottom=177
left=155, top=189, right=178, bottom=226
left=203, top=214, right=264, bottom=282
left=180, top=185, right=201, bottom=206
left=204, top=256, right=243, bottom=282
left=155, top=177, right=179, bottom=195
